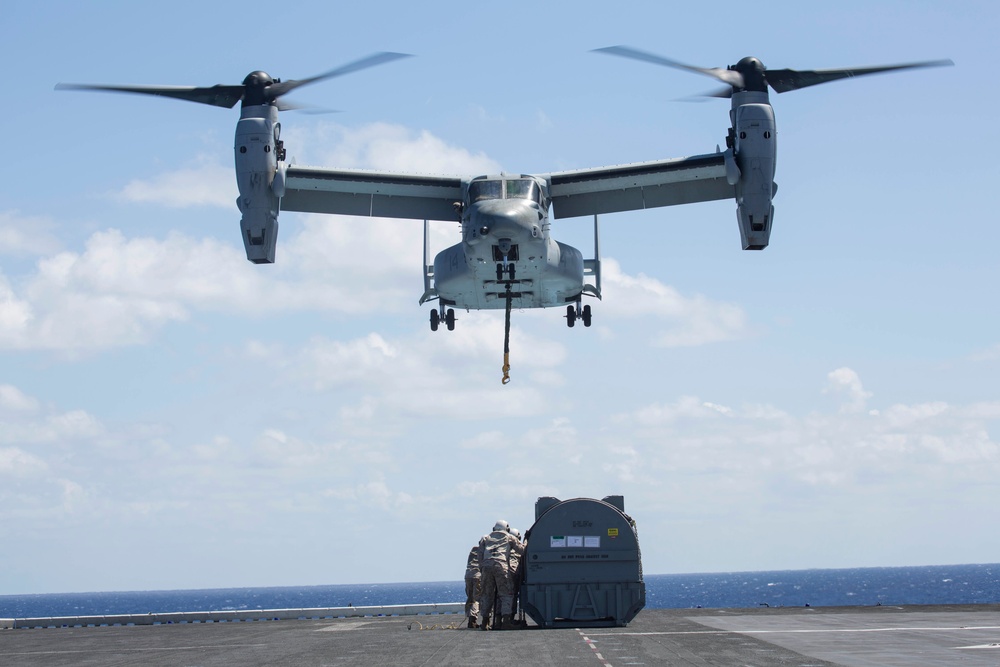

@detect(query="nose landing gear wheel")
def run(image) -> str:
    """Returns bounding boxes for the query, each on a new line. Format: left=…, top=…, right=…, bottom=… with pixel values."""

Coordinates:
left=582, top=304, right=592, bottom=327
left=496, top=263, right=516, bottom=282
left=445, top=308, right=456, bottom=331
left=430, top=309, right=439, bottom=331
left=566, top=305, right=576, bottom=328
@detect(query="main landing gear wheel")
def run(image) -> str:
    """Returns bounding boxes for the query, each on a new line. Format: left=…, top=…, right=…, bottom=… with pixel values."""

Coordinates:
left=430, top=308, right=456, bottom=331
left=565, top=303, right=593, bottom=328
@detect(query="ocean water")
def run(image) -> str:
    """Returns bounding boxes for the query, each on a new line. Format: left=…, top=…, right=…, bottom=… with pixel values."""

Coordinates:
left=1, top=564, right=997, bottom=619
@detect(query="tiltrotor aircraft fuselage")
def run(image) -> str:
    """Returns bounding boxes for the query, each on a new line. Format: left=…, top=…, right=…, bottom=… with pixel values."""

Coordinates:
left=57, top=49, right=951, bottom=380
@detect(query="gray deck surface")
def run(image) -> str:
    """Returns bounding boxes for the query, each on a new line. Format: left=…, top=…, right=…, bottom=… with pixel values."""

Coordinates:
left=3, top=604, right=999, bottom=666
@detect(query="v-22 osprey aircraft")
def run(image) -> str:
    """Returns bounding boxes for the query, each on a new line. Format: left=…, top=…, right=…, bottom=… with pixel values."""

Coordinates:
left=58, top=49, right=951, bottom=382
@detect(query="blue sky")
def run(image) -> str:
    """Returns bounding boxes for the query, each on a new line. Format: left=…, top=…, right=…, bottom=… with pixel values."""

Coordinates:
left=2, top=1, right=997, bottom=594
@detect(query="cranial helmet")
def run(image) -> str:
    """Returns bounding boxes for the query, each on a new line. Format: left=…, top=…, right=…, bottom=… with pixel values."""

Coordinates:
left=510, top=528, right=521, bottom=539
left=493, top=519, right=509, bottom=532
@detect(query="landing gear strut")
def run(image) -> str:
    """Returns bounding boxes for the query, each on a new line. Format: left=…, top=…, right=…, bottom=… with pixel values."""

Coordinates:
left=565, top=301, right=592, bottom=328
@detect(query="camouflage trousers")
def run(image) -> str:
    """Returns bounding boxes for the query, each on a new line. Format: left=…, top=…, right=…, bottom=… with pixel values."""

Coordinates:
left=464, top=577, right=481, bottom=618
left=480, top=560, right=514, bottom=617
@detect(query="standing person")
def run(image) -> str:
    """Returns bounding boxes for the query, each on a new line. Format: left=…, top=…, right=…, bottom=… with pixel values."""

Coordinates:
left=478, top=520, right=518, bottom=630
left=464, top=544, right=482, bottom=628
left=507, top=528, right=526, bottom=624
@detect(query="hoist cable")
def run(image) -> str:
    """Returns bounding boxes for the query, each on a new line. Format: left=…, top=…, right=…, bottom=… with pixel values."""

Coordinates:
left=501, top=283, right=513, bottom=385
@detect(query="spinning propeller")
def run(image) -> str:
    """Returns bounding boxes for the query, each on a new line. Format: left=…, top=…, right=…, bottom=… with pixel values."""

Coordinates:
left=55, top=52, right=411, bottom=110
left=594, top=46, right=953, bottom=98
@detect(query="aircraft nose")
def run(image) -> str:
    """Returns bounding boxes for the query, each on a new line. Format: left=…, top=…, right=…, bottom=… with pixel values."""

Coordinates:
left=471, top=200, right=533, bottom=238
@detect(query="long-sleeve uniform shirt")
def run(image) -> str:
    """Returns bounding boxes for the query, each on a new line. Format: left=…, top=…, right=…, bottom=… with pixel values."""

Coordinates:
left=478, top=530, right=519, bottom=617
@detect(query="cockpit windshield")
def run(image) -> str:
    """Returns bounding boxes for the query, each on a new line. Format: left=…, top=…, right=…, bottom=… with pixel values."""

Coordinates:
left=505, top=179, right=541, bottom=204
left=468, top=178, right=543, bottom=205
left=468, top=180, right=503, bottom=203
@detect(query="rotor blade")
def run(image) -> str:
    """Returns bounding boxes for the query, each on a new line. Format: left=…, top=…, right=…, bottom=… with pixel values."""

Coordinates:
left=267, top=52, right=412, bottom=99
left=766, top=59, right=954, bottom=93
left=275, top=98, right=340, bottom=114
left=594, top=46, right=745, bottom=89
left=54, top=82, right=245, bottom=108
left=700, top=86, right=734, bottom=99
left=675, top=86, right=734, bottom=103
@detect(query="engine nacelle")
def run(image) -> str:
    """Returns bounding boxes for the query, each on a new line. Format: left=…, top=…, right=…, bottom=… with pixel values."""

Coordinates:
left=235, top=107, right=280, bottom=263
left=733, top=102, right=776, bottom=250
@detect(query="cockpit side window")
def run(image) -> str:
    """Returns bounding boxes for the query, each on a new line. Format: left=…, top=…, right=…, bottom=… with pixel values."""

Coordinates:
left=505, top=179, right=540, bottom=204
left=468, top=180, right=503, bottom=203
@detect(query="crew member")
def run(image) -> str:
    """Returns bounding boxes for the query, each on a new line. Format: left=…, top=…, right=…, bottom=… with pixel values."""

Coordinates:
left=478, top=520, right=518, bottom=630
left=507, top=528, right=526, bottom=624
left=464, top=543, right=481, bottom=628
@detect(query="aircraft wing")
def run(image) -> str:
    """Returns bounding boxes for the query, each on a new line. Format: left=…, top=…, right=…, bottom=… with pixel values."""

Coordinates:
left=544, top=153, right=734, bottom=219
left=280, top=166, right=464, bottom=221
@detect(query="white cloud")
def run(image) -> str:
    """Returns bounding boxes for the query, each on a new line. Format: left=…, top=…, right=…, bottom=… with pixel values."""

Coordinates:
left=115, top=156, right=234, bottom=208
left=244, top=316, right=567, bottom=422
left=0, top=447, right=48, bottom=477
left=0, top=414, right=104, bottom=446
left=461, top=430, right=506, bottom=450
left=457, top=480, right=491, bottom=497
left=253, top=429, right=347, bottom=469
left=968, top=342, right=1000, bottom=362
left=0, top=383, right=105, bottom=446
left=48, top=409, right=105, bottom=440
left=2, top=351, right=999, bottom=589
left=0, top=223, right=432, bottom=351
left=114, top=121, right=500, bottom=211
left=0, top=230, right=230, bottom=350
left=0, top=272, right=33, bottom=335
left=959, top=401, right=1000, bottom=419
left=600, top=258, right=748, bottom=346
left=59, top=479, right=87, bottom=512
left=322, top=475, right=424, bottom=512
left=626, top=395, right=734, bottom=426
left=608, top=367, right=1000, bottom=498
left=469, top=106, right=506, bottom=125
left=602, top=444, right=639, bottom=482
left=882, top=401, right=949, bottom=428
left=0, top=211, right=62, bottom=256
left=0, top=384, right=40, bottom=412
left=285, top=121, right=502, bottom=175
left=825, top=366, right=873, bottom=413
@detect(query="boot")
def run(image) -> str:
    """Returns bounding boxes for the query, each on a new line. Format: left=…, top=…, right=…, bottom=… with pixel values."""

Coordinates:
left=500, top=614, right=515, bottom=630
left=480, top=613, right=490, bottom=630
left=467, top=616, right=478, bottom=629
